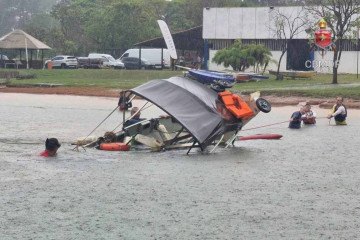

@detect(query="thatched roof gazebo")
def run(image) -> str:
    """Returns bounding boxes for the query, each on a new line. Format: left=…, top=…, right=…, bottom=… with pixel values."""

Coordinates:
left=0, top=29, right=52, bottom=69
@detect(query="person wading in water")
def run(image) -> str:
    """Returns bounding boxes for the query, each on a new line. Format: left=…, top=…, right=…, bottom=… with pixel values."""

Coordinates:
left=40, top=138, right=61, bottom=157
left=327, top=96, right=347, bottom=125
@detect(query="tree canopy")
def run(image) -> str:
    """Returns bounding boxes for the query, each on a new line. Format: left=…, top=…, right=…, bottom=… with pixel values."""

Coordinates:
left=47, top=0, right=253, bottom=56
left=0, top=0, right=279, bottom=57
left=212, top=40, right=273, bottom=73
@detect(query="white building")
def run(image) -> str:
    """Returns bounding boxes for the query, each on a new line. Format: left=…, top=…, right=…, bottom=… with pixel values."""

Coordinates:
left=202, top=7, right=359, bottom=74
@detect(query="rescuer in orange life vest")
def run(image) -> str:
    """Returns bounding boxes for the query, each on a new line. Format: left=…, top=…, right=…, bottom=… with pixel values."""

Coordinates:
left=40, top=138, right=61, bottom=157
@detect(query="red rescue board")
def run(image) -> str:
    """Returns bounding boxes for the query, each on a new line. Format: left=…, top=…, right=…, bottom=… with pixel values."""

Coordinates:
left=238, top=133, right=283, bottom=141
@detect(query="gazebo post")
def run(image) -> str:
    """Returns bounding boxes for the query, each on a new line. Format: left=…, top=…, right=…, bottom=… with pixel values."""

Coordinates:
left=138, top=45, right=142, bottom=69
left=41, top=50, right=44, bottom=69
left=0, top=48, right=3, bottom=68
left=161, top=48, right=164, bottom=70
left=30, top=50, right=33, bottom=69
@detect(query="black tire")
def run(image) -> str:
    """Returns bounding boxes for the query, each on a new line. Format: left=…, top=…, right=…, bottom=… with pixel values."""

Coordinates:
left=256, top=98, right=271, bottom=113
left=61, top=63, right=66, bottom=69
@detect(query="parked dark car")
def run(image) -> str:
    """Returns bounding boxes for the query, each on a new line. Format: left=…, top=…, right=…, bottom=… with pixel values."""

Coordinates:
left=77, top=57, right=103, bottom=69
left=120, top=57, right=153, bottom=69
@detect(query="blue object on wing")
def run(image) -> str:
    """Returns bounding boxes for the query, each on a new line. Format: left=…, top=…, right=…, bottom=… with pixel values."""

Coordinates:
left=187, top=69, right=235, bottom=88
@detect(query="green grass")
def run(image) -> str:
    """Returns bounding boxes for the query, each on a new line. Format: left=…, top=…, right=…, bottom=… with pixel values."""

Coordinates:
left=2, top=69, right=360, bottom=99
left=6, top=69, right=181, bottom=89
left=233, top=73, right=360, bottom=99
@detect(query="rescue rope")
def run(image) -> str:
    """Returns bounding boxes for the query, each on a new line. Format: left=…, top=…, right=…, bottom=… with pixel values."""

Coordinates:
left=240, top=116, right=329, bottom=132
left=73, top=105, right=119, bottom=151
left=240, top=120, right=289, bottom=132
left=224, top=120, right=289, bottom=148
left=224, top=116, right=329, bottom=148
left=74, top=101, right=154, bottom=151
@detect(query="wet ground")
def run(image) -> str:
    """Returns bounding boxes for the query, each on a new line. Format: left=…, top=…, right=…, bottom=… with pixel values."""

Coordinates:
left=1, top=93, right=360, bottom=239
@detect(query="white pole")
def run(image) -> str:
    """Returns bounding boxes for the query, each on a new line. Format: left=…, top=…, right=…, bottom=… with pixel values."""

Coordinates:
left=357, top=28, right=359, bottom=79
left=25, top=38, right=29, bottom=69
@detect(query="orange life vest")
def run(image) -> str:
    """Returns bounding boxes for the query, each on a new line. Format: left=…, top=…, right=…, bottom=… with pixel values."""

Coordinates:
left=218, top=91, right=254, bottom=119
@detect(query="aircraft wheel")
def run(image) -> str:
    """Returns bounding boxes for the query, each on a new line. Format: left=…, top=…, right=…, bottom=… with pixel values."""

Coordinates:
left=256, top=98, right=271, bottom=113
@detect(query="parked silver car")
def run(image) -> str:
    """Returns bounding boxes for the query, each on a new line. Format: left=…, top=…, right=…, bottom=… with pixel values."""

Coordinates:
left=88, top=53, right=125, bottom=69
left=0, top=54, right=9, bottom=60
left=45, top=55, right=78, bottom=69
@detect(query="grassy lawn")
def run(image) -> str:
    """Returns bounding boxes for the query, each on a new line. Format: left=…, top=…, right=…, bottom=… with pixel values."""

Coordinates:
left=233, top=74, right=360, bottom=99
left=2, top=69, right=360, bottom=99
left=6, top=69, right=181, bottom=89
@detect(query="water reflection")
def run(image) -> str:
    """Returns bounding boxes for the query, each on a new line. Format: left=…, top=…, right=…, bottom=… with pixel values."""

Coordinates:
left=1, top=93, right=359, bottom=239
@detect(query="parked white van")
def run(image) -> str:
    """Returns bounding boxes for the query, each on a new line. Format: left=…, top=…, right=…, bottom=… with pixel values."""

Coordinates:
left=88, top=53, right=124, bottom=69
left=119, top=48, right=171, bottom=69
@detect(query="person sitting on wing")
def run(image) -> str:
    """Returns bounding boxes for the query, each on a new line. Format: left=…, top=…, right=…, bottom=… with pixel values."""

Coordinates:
left=327, top=96, right=347, bottom=125
left=122, top=107, right=171, bottom=149
left=40, top=138, right=61, bottom=157
left=123, top=107, right=146, bottom=128
left=118, top=91, right=132, bottom=111
left=302, top=103, right=316, bottom=125
left=289, top=106, right=306, bottom=129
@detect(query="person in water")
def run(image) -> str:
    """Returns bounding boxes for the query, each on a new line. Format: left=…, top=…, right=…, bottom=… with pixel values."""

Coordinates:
left=123, top=107, right=145, bottom=128
left=40, top=138, right=61, bottom=157
left=289, top=107, right=306, bottom=129
left=122, top=107, right=171, bottom=146
left=327, top=96, right=347, bottom=125
left=302, top=103, right=316, bottom=125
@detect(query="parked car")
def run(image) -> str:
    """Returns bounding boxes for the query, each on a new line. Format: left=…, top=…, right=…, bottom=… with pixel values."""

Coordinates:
left=77, top=57, right=103, bottom=69
left=119, top=57, right=153, bottom=69
left=45, top=55, right=78, bottom=69
left=120, top=48, right=170, bottom=68
left=0, top=54, right=9, bottom=68
left=88, top=53, right=124, bottom=69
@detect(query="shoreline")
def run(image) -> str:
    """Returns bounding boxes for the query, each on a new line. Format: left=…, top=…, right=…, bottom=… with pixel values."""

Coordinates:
left=1, top=86, right=360, bottom=109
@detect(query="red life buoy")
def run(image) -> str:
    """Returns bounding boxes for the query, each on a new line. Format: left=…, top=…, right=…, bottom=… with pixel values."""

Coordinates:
left=99, top=142, right=130, bottom=151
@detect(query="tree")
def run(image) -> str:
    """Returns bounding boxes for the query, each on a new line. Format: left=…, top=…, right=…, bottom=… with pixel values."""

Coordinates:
left=245, top=44, right=273, bottom=73
left=212, top=40, right=273, bottom=73
left=51, top=0, right=98, bottom=55
left=269, top=7, right=308, bottom=79
left=305, top=0, right=360, bottom=84
left=85, top=0, right=160, bottom=56
left=22, top=13, right=59, bottom=56
left=0, top=0, right=58, bottom=36
left=51, top=0, right=164, bottom=56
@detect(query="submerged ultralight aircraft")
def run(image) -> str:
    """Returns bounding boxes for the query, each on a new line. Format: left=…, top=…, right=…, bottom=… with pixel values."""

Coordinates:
left=78, top=73, right=272, bottom=154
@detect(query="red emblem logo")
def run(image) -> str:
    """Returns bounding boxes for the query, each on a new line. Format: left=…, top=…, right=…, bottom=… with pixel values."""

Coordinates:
left=315, top=29, right=332, bottom=49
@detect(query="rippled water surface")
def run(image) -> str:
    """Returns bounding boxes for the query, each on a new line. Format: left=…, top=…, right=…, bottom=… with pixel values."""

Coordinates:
left=1, top=93, right=360, bottom=239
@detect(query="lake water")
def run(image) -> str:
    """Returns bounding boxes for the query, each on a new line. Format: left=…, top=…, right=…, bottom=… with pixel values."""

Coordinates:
left=1, top=93, right=359, bottom=239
